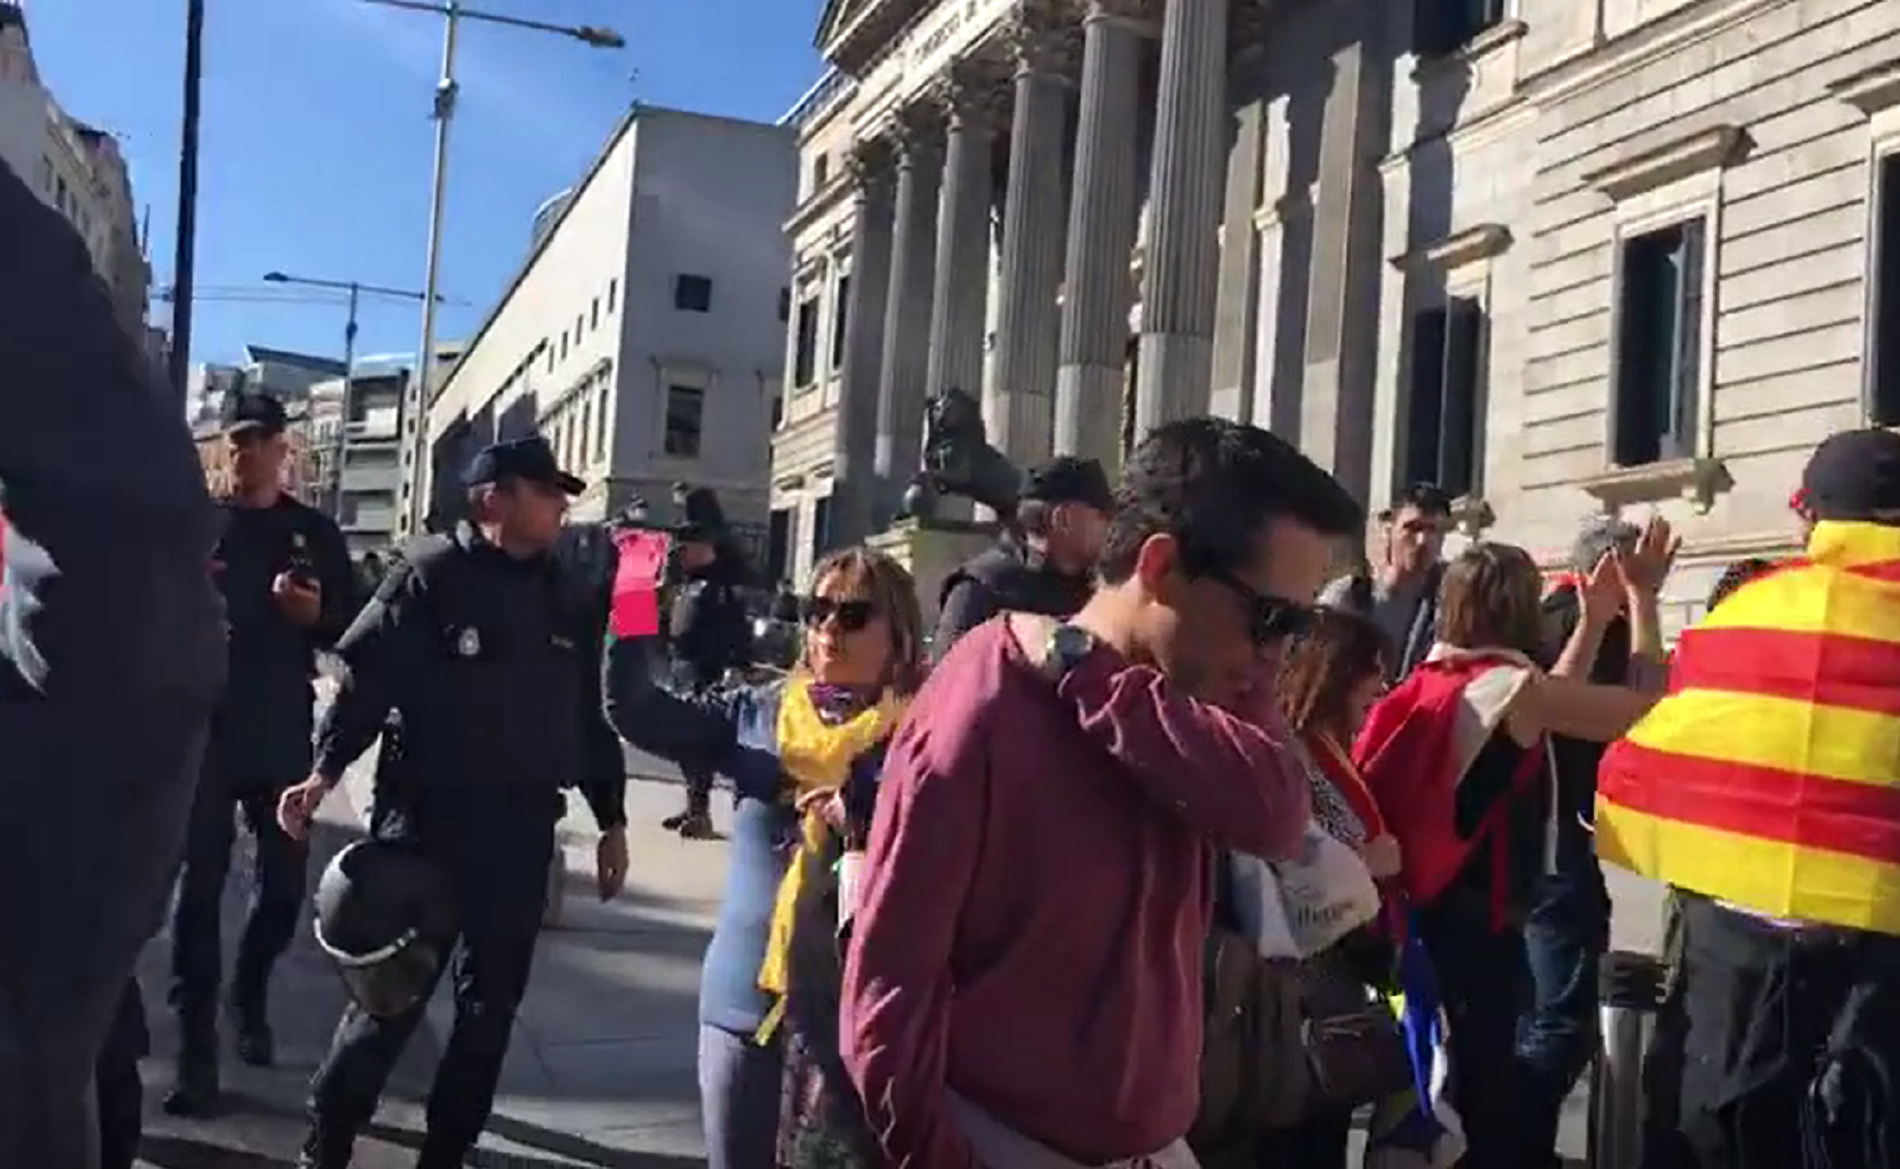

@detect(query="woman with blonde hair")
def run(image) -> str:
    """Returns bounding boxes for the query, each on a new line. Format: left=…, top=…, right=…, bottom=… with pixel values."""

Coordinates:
left=1352, top=523, right=1675, bottom=1168
left=602, top=544, right=925, bottom=1169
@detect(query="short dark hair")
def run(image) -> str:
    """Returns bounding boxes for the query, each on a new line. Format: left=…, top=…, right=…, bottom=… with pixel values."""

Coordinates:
left=1392, top=482, right=1453, bottom=517
left=1098, top=418, right=1362, bottom=585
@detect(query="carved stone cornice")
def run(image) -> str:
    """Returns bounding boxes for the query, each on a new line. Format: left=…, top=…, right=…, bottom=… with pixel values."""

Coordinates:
left=887, top=101, right=945, bottom=163
left=846, top=135, right=898, bottom=198
left=1387, top=223, right=1513, bottom=272
left=1829, top=59, right=1900, bottom=117
left=1580, top=457, right=1734, bottom=515
left=927, top=56, right=1012, bottom=132
left=1009, top=0, right=1083, bottom=78
left=1582, top=125, right=1750, bottom=203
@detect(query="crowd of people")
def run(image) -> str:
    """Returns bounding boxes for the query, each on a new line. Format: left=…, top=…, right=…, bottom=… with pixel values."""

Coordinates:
left=8, top=142, right=1900, bottom=1169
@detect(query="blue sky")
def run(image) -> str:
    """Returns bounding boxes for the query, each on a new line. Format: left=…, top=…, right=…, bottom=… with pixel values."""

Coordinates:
left=28, top=0, right=824, bottom=366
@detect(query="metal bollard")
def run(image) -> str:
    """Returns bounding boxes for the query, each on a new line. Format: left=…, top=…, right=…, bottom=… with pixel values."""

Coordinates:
left=1588, top=949, right=1669, bottom=1169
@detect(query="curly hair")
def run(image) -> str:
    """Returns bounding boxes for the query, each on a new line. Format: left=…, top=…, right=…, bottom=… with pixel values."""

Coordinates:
left=804, top=546, right=928, bottom=696
left=1278, top=608, right=1393, bottom=739
left=1438, top=541, right=1546, bottom=656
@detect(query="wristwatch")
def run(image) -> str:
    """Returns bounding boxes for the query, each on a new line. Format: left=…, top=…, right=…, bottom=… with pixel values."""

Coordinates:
left=1042, top=623, right=1098, bottom=684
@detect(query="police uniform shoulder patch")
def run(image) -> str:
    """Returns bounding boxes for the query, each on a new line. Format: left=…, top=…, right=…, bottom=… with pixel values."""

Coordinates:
left=457, top=626, right=481, bottom=657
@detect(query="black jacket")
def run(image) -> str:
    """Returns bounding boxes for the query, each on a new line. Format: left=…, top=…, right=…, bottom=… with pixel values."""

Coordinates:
left=667, top=559, right=751, bottom=688
left=932, top=543, right=1093, bottom=663
left=0, top=158, right=225, bottom=1165
left=1541, top=584, right=1631, bottom=820
left=313, top=522, right=626, bottom=830
left=210, top=493, right=355, bottom=784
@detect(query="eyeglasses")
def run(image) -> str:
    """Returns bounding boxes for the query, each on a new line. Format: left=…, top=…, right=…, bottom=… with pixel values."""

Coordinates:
left=1204, top=572, right=1315, bottom=647
left=801, top=596, right=876, bottom=633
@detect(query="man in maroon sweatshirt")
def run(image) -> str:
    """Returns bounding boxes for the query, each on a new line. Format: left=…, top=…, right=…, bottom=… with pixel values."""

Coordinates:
left=842, top=418, right=1363, bottom=1168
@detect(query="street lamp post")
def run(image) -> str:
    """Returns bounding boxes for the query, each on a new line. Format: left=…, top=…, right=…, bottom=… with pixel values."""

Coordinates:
left=167, top=0, right=207, bottom=404
left=262, top=271, right=438, bottom=519
left=362, top=0, right=625, bottom=536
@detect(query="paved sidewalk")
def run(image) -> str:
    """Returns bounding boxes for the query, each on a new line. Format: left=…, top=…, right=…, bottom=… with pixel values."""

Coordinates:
left=134, top=751, right=729, bottom=1168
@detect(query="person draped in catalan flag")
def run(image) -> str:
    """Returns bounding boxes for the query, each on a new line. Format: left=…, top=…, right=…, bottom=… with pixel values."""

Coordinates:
left=1353, top=526, right=1672, bottom=1168
left=1597, top=428, right=1900, bottom=1169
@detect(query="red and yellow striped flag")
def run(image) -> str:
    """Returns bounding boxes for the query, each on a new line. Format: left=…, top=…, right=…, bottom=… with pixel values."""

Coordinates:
left=1595, top=521, right=1900, bottom=936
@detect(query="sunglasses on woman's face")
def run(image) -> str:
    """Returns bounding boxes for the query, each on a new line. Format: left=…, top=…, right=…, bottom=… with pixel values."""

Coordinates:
left=1204, top=572, right=1315, bottom=647
left=801, top=596, right=876, bottom=633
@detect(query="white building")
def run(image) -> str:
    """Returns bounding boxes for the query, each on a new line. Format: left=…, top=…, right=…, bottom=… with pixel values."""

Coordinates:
left=773, top=0, right=1900, bottom=629
left=412, top=105, right=798, bottom=539
left=0, top=2, right=149, bottom=337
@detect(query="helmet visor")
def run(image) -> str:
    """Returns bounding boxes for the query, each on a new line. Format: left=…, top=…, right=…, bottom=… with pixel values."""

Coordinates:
left=334, top=935, right=442, bottom=1020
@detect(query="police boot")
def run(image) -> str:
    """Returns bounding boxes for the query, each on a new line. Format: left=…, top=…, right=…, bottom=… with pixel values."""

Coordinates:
left=295, top=1125, right=354, bottom=1169
left=160, top=1037, right=219, bottom=1117
left=227, top=989, right=276, bottom=1068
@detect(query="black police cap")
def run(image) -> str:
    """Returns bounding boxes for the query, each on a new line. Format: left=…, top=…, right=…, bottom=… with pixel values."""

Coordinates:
left=1022, top=456, right=1113, bottom=511
left=222, top=392, right=288, bottom=436
left=463, top=435, right=585, bottom=496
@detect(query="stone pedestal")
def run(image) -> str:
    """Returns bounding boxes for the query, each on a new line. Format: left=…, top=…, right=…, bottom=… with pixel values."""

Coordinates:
left=866, top=518, right=999, bottom=630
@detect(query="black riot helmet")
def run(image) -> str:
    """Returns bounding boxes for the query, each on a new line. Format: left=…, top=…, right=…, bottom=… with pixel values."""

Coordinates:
left=313, top=840, right=454, bottom=1019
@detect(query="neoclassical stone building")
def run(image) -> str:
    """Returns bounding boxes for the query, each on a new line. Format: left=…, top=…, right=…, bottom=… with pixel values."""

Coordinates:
left=771, top=0, right=1900, bottom=626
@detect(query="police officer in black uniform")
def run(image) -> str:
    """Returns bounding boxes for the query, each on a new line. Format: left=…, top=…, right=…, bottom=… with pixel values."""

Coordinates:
left=165, top=391, right=357, bottom=1115
left=276, top=435, right=630, bottom=1169
left=930, top=455, right=1113, bottom=661
left=660, top=485, right=752, bottom=838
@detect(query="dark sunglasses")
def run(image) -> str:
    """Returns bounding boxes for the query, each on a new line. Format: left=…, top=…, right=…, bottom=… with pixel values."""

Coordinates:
left=801, top=596, right=876, bottom=633
left=1205, top=572, right=1315, bottom=646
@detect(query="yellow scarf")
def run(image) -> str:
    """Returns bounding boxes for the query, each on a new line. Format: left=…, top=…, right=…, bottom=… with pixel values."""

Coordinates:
left=754, top=677, right=906, bottom=1043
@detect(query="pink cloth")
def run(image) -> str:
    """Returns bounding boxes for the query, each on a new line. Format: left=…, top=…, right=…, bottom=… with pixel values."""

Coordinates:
left=608, top=530, right=668, bottom=638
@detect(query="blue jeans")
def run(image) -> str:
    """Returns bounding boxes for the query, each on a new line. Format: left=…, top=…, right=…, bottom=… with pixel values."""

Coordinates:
left=1518, top=812, right=1611, bottom=1159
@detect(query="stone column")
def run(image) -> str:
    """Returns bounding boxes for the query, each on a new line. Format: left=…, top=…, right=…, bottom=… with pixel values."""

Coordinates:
left=1208, top=29, right=1270, bottom=424
left=1299, top=4, right=1392, bottom=502
left=872, top=105, right=943, bottom=521
left=988, top=5, right=1074, bottom=465
left=924, top=63, right=1002, bottom=406
left=1055, top=0, right=1145, bottom=467
left=1135, top=0, right=1229, bottom=432
left=832, top=137, right=897, bottom=546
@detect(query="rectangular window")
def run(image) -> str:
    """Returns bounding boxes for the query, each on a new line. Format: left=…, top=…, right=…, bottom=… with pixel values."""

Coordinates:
left=1402, top=297, right=1487, bottom=498
left=1413, top=0, right=1508, bottom=56
left=664, top=384, right=706, bottom=458
left=576, top=314, right=584, bottom=339
left=811, top=496, right=833, bottom=561
left=793, top=297, right=821, bottom=387
left=607, top=278, right=618, bottom=314
left=1612, top=218, right=1707, bottom=467
left=560, top=331, right=569, bottom=360
left=546, top=342, right=554, bottom=373
left=829, top=276, right=851, bottom=371
left=591, top=297, right=600, bottom=330
left=1871, top=155, right=1900, bottom=426
left=675, top=274, right=714, bottom=313
left=778, top=286, right=792, bottom=323
left=595, top=383, right=610, bottom=461
left=579, top=399, right=593, bottom=466
left=767, top=508, right=792, bottom=583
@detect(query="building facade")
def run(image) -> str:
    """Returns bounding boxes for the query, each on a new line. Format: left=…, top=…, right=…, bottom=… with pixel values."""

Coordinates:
left=415, top=105, right=797, bottom=540
left=0, top=3, right=149, bottom=337
left=772, top=0, right=1900, bottom=625
left=308, top=367, right=405, bottom=553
